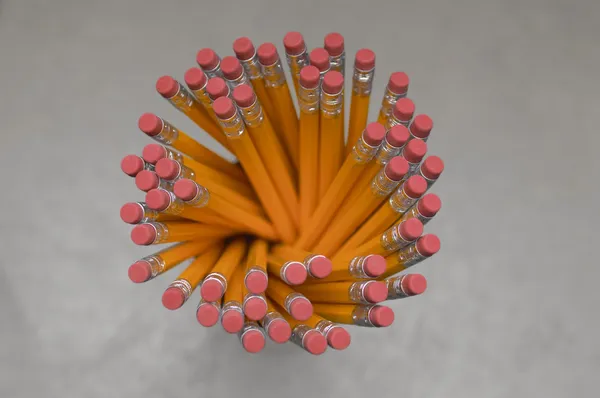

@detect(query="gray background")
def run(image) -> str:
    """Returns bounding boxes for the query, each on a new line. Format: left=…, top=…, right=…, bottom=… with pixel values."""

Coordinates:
left=1, top=0, right=598, bottom=397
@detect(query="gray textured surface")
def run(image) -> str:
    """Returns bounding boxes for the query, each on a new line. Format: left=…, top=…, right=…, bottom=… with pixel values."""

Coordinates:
left=1, top=0, right=598, bottom=397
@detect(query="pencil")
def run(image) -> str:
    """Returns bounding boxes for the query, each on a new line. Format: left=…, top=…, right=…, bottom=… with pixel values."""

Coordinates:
left=384, top=273, right=427, bottom=300
left=295, top=279, right=388, bottom=305
left=244, top=239, right=269, bottom=294
left=266, top=277, right=313, bottom=321
left=200, top=237, right=248, bottom=302
left=238, top=321, right=266, bottom=353
left=120, top=202, right=179, bottom=225
left=130, top=221, right=235, bottom=246
left=220, top=264, right=245, bottom=334
left=380, top=234, right=440, bottom=278
left=376, top=72, right=409, bottom=125
left=266, top=255, right=308, bottom=286
left=283, top=32, right=309, bottom=97
left=279, top=312, right=328, bottom=355
left=346, top=49, right=376, bottom=157
left=304, top=314, right=351, bottom=350
left=270, top=245, right=333, bottom=280
left=313, top=303, right=395, bottom=328
left=261, top=298, right=292, bottom=344
left=305, top=254, right=387, bottom=284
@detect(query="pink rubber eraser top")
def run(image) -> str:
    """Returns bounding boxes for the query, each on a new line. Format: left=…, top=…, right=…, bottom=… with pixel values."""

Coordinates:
left=307, top=256, right=333, bottom=279
left=131, top=224, right=156, bottom=246
left=384, top=156, right=409, bottom=181
left=120, top=203, right=144, bottom=224
left=138, top=113, right=163, bottom=136
left=324, top=32, right=344, bottom=56
left=196, top=303, right=220, bottom=327
left=162, top=287, right=186, bottom=310
left=206, top=77, right=229, bottom=100
left=322, top=71, right=344, bottom=94
left=212, top=97, right=236, bottom=120
left=387, top=125, right=410, bottom=148
left=403, top=139, right=428, bottom=163
left=355, top=48, right=375, bottom=71
left=402, top=274, right=428, bottom=295
left=221, top=56, right=243, bottom=80
left=403, top=175, right=428, bottom=198
left=244, top=296, right=267, bottom=321
left=289, top=297, right=313, bottom=321
left=128, top=261, right=152, bottom=283
left=363, top=122, right=386, bottom=146
left=142, top=144, right=167, bottom=165
left=421, top=156, right=444, bottom=180
left=184, top=67, right=207, bottom=90
left=327, top=327, right=351, bottom=350
left=399, top=218, right=424, bottom=242
left=245, top=270, right=268, bottom=294
left=267, top=318, right=292, bottom=343
left=388, top=72, right=410, bottom=94
left=283, top=262, right=307, bottom=285
left=257, top=43, right=279, bottom=65
left=121, top=155, right=144, bottom=176
left=154, top=158, right=180, bottom=181
left=283, top=32, right=306, bottom=55
left=369, top=306, right=395, bottom=327
left=309, top=48, right=330, bottom=72
left=196, top=48, right=220, bottom=70
left=135, top=170, right=160, bottom=192
left=363, top=255, right=386, bottom=277
left=242, top=329, right=266, bottom=353
left=364, top=281, right=388, bottom=303
left=232, top=84, right=256, bottom=108
left=304, top=330, right=327, bottom=355
left=418, top=194, right=441, bottom=217
left=299, top=65, right=320, bottom=89
left=155, top=75, right=179, bottom=98
left=145, top=189, right=171, bottom=211
left=233, top=37, right=256, bottom=60
left=416, top=234, right=440, bottom=257
left=200, top=279, right=224, bottom=302
left=410, top=114, right=433, bottom=138
left=393, top=98, right=415, bottom=121
left=221, top=310, right=244, bottom=334
left=173, top=179, right=198, bottom=201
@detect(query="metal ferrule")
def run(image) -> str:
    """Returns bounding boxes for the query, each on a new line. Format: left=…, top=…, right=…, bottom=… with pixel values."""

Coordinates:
left=286, top=50, right=310, bottom=83
left=189, top=84, right=213, bottom=110
left=221, top=300, right=243, bottom=316
left=385, top=276, right=411, bottom=299
left=261, top=311, right=283, bottom=331
left=375, top=138, right=405, bottom=166
left=352, top=66, right=374, bottom=96
left=380, top=224, right=412, bottom=252
left=225, top=71, right=250, bottom=90
left=140, top=255, right=166, bottom=278
left=388, top=113, right=412, bottom=129
left=157, top=146, right=183, bottom=163
left=371, top=168, right=401, bottom=197
left=351, top=305, right=378, bottom=327
left=238, top=99, right=264, bottom=128
left=395, top=242, right=427, bottom=269
left=351, top=135, right=379, bottom=164
left=379, top=86, right=407, bottom=122
left=239, top=53, right=263, bottom=80
left=304, top=255, right=326, bottom=278
left=183, top=182, right=210, bottom=208
left=204, top=273, right=228, bottom=293
left=389, top=185, right=420, bottom=214
left=290, top=324, right=313, bottom=349
left=320, top=87, right=344, bottom=118
left=348, top=280, right=376, bottom=304
left=260, top=61, right=286, bottom=88
left=348, top=255, right=374, bottom=279
left=405, top=159, right=422, bottom=177
left=131, top=202, right=161, bottom=224
left=167, top=279, right=193, bottom=301
left=216, top=111, right=245, bottom=139
left=284, top=292, right=306, bottom=313
left=417, top=166, right=437, bottom=189
left=329, top=53, right=345, bottom=75
left=144, top=222, right=169, bottom=244
left=238, top=321, right=264, bottom=342
left=167, top=84, right=197, bottom=113
left=203, top=63, right=223, bottom=80
left=402, top=205, right=433, bottom=226
left=153, top=118, right=179, bottom=145
left=156, top=190, right=184, bottom=215
left=169, top=161, right=195, bottom=182
left=315, top=319, right=338, bottom=338
left=298, top=84, right=319, bottom=114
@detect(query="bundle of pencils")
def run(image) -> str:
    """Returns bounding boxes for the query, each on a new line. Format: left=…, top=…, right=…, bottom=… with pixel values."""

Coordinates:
left=120, top=32, right=443, bottom=355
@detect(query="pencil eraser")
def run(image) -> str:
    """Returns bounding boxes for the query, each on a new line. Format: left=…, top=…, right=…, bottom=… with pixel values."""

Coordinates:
left=387, top=125, right=410, bottom=148
left=155, top=158, right=180, bottom=181
left=283, top=32, right=306, bottom=55
left=369, top=306, right=395, bottom=327
left=128, top=261, right=152, bottom=283
left=244, top=296, right=267, bottom=321
left=138, top=113, right=163, bottom=136
left=418, top=194, right=441, bottom=217
left=233, top=37, right=256, bottom=61
left=145, top=189, right=170, bottom=211
left=322, top=71, right=344, bottom=94
left=200, top=279, right=224, bottom=302
left=410, top=114, right=433, bottom=139
left=402, top=274, right=427, bottom=296
left=388, top=72, right=410, bottom=95
left=206, top=77, right=228, bottom=100
left=324, top=32, right=344, bottom=56
left=196, top=48, right=220, bottom=70
left=257, top=43, right=279, bottom=66
left=221, top=310, right=244, bottom=333
left=421, top=156, right=444, bottom=180
left=399, top=218, right=424, bottom=242
left=242, top=329, right=265, bottom=353
left=131, top=224, right=156, bottom=246
left=173, top=179, right=197, bottom=201
left=404, top=176, right=428, bottom=198
left=327, top=327, right=351, bottom=350
left=355, top=48, right=375, bottom=71
left=309, top=48, right=330, bottom=72
left=299, top=65, right=320, bottom=89
left=196, top=303, right=220, bottom=327
left=212, top=97, right=236, bottom=120
left=162, top=287, right=186, bottom=310
left=142, top=144, right=167, bottom=165
left=363, top=255, right=386, bottom=277
left=267, top=318, right=292, bottom=343
left=384, top=156, right=409, bottom=181
left=120, top=203, right=144, bottom=224
left=245, top=270, right=268, bottom=294
left=121, top=155, right=144, bottom=177
left=393, top=98, right=415, bottom=121
left=364, top=281, right=388, bottom=303
left=289, top=297, right=313, bottom=321
left=304, top=330, right=327, bottom=355
left=403, top=139, right=427, bottom=164
left=135, top=170, right=160, bottom=192
left=283, top=262, right=307, bottom=285
left=156, top=75, right=179, bottom=98
left=416, top=234, right=440, bottom=257
left=184, top=67, right=207, bottom=90
left=363, top=122, right=386, bottom=146
left=232, top=84, right=256, bottom=108
left=221, top=56, right=243, bottom=80
left=307, top=256, right=333, bottom=279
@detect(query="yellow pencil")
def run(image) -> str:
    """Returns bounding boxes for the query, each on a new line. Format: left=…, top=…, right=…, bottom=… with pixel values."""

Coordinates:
left=200, top=237, right=247, bottom=302
left=305, top=254, right=386, bottom=284
left=313, top=303, right=395, bottom=328
left=283, top=32, right=310, bottom=98
left=380, top=234, right=440, bottom=279
left=130, top=221, right=235, bottom=246
left=244, top=239, right=269, bottom=294
left=346, top=49, right=376, bottom=157
left=271, top=244, right=333, bottom=280
left=376, top=72, right=410, bottom=126
left=295, top=279, right=388, bottom=305
left=266, top=277, right=313, bottom=321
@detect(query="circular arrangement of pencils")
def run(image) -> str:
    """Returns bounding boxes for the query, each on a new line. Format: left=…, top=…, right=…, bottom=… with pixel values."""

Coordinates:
left=120, top=32, right=443, bottom=355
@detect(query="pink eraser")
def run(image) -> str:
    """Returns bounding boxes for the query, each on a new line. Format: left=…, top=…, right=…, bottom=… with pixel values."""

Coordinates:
left=135, top=170, right=160, bottom=192
left=387, top=125, right=410, bottom=148
left=138, top=113, right=163, bottom=136
left=120, top=202, right=144, bottom=224
left=221, top=310, right=244, bottom=334
left=130, top=224, right=156, bottom=246
left=173, top=179, right=198, bottom=201
left=403, top=139, right=427, bottom=164
left=399, top=218, right=424, bottom=242
left=283, top=262, right=307, bottom=285
left=369, top=306, right=395, bottom=327
left=388, top=72, right=410, bottom=95
left=142, top=144, right=167, bottom=165
left=410, top=114, right=433, bottom=139
left=283, top=32, right=306, bottom=55
left=242, top=329, right=266, bottom=353
left=289, top=297, right=313, bottom=321
left=244, top=296, right=267, bottom=321
left=245, top=270, right=268, bottom=294
left=121, top=155, right=144, bottom=177
left=145, top=188, right=170, bottom=211
left=363, top=122, right=386, bottom=146
left=299, top=65, right=320, bottom=89
left=128, top=261, right=152, bottom=283
left=156, top=75, right=179, bottom=98
left=421, top=156, right=444, bottom=180
left=196, top=302, right=220, bottom=327
left=212, top=96, right=236, bottom=120
left=322, top=71, right=344, bottom=94
left=257, top=43, right=279, bottom=66
left=355, top=48, right=375, bottom=71
left=304, top=330, right=327, bottom=355
left=309, top=48, right=330, bottom=72
left=364, top=281, right=388, bottom=303
left=393, top=98, right=415, bottom=121
left=184, top=67, right=207, bottom=90
left=384, top=156, right=409, bottom=181
left=327, top=327, right=351, bottom=350
left=418, top=194, right=441, bottom=217
left=162, top=287, right=186, bottom=310
left=267, top=318, right=292, bottom=343
left=233, top=37, right=256, bottom=61
left=324, top=32, right=344, bottom=56
left=404, top=175, right=428, bottom=198
left=363, top=255, right=386, bottom=277
left=196, top=48, right=220, bottom=70
left=200, top=278, right=224, bottom=302
left=154, top=158, right=180, bottom=181
left=232, top=84, right=256, bottom=108
left=402, top=274, right=427, bottom=295
left=307, top=256, right=333, bottom=279
left=221, top=56, right=243, bottom=80
left=206, top=77, right=228, bottom=100
left=416, top=234, right=440, bottom=257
